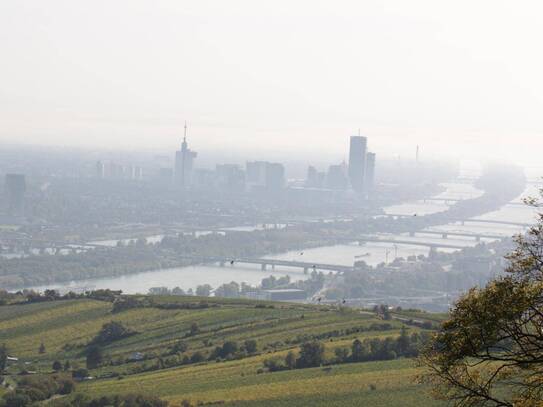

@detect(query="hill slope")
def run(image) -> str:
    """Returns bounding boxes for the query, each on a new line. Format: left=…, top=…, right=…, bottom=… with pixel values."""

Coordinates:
left=0, top=295, right=444, bottom=406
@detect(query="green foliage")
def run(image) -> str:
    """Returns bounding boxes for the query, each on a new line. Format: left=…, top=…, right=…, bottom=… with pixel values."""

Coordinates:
left=86, top=345, right=103, bottom=369
left=92, top=321, right=134, bottom=345
left=0, top=344, right=7, bottom=371
left=244, top=339, right=258, bottom=354
left=56, top=393, right=168, bottom=407
left=1, top=374, right=75, bottom=407
left=171, top=340, right=188, bottom=354
left=0, top=294, right=440, bottom=405
left=419, top=195, right=543, bottom=406
left=195, top=284, right=212, bottom=297
left=297, top=341, right=325, bottom=368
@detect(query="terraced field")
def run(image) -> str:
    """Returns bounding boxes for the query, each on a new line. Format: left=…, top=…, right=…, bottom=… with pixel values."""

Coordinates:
left=0, top=296, right=444, bottom=406
left=82, top=354, right=442, bottom=406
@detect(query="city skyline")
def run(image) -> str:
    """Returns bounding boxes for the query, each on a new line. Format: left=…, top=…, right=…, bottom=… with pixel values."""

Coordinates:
left=1, top=1, right=543, bottom=166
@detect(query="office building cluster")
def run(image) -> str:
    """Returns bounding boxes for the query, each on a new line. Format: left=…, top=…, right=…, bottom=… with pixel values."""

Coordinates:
left=95, top=161, right=144, bottom=180
left=305, top=135, right=376, bottom=196
left=90, top=127, right=374, bottom=198
left=171, top=126, right=284, bottom=193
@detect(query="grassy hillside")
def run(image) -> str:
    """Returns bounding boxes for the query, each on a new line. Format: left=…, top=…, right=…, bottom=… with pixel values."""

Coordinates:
left=0, top=295, right=444, bottom=406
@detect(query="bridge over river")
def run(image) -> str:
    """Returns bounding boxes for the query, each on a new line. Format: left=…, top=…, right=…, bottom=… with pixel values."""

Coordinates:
left=179, top=255, right=354, bottom=273
left=383, top=214, right=532, bottom=228
left=407, top=230, right=507, bottom=241
left=336, top=237, right=468, bottom=250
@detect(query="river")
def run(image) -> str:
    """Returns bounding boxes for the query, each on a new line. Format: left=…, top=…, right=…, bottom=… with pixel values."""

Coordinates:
left=22, top=178, right=540, bottom=295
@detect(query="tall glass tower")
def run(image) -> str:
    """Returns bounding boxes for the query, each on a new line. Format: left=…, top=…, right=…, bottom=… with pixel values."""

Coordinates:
left=348, top=135, right=367, bottom=193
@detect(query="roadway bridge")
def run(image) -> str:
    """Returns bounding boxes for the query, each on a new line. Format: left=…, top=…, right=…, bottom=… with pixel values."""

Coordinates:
left=349, top=237, right=467, bottom=250
left=178, top=255, right=354, bottom=273
left=383, top=214, right=532, bottom=228
left=410, top=198, right=529, bottom=208
left=408, top=230, right=506, bottom=241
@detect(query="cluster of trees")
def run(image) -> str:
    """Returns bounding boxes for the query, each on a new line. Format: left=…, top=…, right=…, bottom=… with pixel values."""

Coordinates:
left=0, top=288, right=123, bottom=307
left=82, top=321, right=136, bottom=369
left=264, top=341, right=325, bottom=372
left=148, top=284, right=212, bottom=297
left=265, top=328, right=429, bottom=373
left=287, top=322, right=396, bottom=345
left=53, top=393, right=168, bottom=407
left=419, top=194, right=543, bottom=406
left=323, top=236, right=513, bottom=302
left=0, top=374, right=75, bottom=407
left=91, top=321, right=135, bottom=346
left=209, top=339, right=258, bottom=360
left=333, top=328, right=429, bottom=363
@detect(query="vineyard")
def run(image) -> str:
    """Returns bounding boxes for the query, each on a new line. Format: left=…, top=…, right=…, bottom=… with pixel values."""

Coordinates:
left=0, top=295, right=446, bottom=406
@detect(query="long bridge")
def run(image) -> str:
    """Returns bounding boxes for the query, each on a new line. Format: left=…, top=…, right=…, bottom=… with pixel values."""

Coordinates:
left=383, top=214, right=532, bottom=228
left=407, top=230, right=507, bottom=241
left=421, top=198, right=529, bottom=208
left=343, top=237, right=467, bottom=250
left=179, top=255, right=353, bottom=273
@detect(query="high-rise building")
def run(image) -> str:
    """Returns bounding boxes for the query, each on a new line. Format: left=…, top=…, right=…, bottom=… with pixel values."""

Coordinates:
left=174, top=122, right=197, bottom=188
left=306, top=166, right=318, bottom=187
left=245, top=161, right=285, bottom=192
left=246, top=161, right=267, bottom=188
left=5, top=174, right=26, bottom=217
left=215, top=164, right=245, bottom=192
left=365, top=152, right=376, bottom=194
left=326, top=164, right=349, bottom=190
left=95, top=161, right=105, bottom=178
left=265, top=163, right=285, bottom=191
left=305, top=166, right=325, bottom=188
left=348, top=135, right=367, bottom=193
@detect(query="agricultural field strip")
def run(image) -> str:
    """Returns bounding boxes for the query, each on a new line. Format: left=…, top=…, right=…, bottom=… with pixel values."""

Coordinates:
left=391, top=311, right=447, bottom=323
left=1, top=301, right=404, bottom=361
left=98, top=313, right=386, bottom=357
left=226, top=385, right=444, bottom=407
left=1, top=307, right=177, bottom=356
left=0, top=300, right=74, bottom=321
left=172, top=367, right=420, bottom=404
left=0, top=300, right=107, bottom=330
left=0, top=306, right=110, bottom=341
left=83, top=358, right=420, bottom=401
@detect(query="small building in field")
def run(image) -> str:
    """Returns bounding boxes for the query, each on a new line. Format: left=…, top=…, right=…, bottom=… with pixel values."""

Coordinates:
left=128, top=352, right=145, bottom=362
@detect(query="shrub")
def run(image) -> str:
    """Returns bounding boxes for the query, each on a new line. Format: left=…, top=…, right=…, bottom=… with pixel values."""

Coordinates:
left=91, top=321, right=135, bottom=345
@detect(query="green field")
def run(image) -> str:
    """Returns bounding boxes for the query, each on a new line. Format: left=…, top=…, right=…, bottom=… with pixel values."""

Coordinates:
left=0, top=296, right=444, bottom=406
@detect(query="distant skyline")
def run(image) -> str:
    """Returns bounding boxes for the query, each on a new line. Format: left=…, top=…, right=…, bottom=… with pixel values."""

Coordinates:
left=1, top=1, right=543, bottom=166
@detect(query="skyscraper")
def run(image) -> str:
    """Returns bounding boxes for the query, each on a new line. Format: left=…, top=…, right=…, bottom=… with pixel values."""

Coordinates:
left=326, top=163, right=349, bottom=190
left=265, top=163, right=285, bottom=191
left=365, top=152, right=376, bottom=194
left=245, top=161, right=285, bottom=192
left=348, top=135, right=367, bottom=193
left=5, top=174, right=26, bottom=217
left=175, top=122, right=197, bottom=188
left=95, top=161, right=105, bottom=178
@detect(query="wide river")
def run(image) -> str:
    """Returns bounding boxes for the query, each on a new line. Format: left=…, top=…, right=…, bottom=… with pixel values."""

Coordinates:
left=26, top=180, right=540, bottom=295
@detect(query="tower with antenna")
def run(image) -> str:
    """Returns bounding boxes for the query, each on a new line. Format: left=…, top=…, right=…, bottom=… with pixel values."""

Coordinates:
left=174, top=121, right=197, bottom=189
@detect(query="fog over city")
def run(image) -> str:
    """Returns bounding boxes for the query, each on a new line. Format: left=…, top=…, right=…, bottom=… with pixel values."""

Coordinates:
left=2, top=2, right=543, bottom=406
left=2, top=1, right=543, bottom=165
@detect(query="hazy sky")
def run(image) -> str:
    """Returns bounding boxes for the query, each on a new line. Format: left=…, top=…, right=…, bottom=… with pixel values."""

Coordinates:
left=1, top=1, right=543, bottom=165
